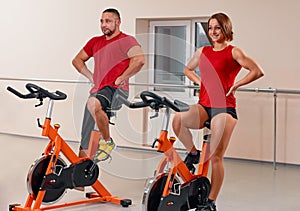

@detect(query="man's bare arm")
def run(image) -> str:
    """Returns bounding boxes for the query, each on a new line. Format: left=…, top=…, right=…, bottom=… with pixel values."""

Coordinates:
left=72, top=49, right=94, bottom=83
left=115, top=45, right=145, bottom=86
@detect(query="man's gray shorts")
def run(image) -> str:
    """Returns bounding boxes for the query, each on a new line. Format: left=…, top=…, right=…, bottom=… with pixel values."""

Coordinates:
left=80, top=86, right=128, bottom=150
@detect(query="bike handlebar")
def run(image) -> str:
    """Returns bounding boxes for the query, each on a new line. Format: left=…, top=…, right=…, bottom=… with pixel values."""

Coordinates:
left=7, top=83, right=67, bottom=101
left=115, top=90, right=190, bottom=112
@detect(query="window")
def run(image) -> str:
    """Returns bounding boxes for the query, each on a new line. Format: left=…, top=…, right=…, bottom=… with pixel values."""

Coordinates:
left=194, top=20, right=211, bottom=49
left=192, top=20, right=211, bottom=96
left=148, top=18, right=210, bottom=101
left=134, top=17, right=210, bottom=149
left=149, top=21, right=191, bottom=97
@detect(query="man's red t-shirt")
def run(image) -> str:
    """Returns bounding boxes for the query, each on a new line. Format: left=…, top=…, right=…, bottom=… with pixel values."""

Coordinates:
left=83, top=32, right=140, bottom=93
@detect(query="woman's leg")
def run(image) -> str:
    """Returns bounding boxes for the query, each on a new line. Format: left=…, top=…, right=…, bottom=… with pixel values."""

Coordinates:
left=172, top=104, right=208, bottom=152
left=208, top=113, right=237, bottom=201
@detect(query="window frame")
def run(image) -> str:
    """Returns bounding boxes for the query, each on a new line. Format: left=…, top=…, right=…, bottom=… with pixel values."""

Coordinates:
left=145, top=17, right=210, bottom=103
left=148, top=20, right=193, bottom=100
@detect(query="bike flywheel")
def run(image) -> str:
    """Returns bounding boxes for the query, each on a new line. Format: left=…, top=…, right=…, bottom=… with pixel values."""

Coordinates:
left=27, top=155, right=67, bottom=204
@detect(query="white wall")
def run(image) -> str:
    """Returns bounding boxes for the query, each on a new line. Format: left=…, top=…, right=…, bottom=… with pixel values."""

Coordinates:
left=1, top=0, right=300, bottom=164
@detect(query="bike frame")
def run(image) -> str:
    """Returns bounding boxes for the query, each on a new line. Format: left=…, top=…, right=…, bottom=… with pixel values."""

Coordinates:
left=12, top=98, right=129, bottom=211
left=153, top=107, right=211, bottom=197
left=109, top=89, right=210, bottom=210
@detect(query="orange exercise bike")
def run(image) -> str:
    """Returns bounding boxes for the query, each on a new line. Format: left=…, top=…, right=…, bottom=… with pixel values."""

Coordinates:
left=116, top=90, right=211, bottom=211
left=7, top=83, right=132, bottom=211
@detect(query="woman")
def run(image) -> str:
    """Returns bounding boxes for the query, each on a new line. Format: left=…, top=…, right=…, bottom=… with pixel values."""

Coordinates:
left=172, top=13, right=264, bottom=211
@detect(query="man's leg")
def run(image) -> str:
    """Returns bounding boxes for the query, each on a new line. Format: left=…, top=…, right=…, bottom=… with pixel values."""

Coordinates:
left=79, top=104, right=95, bottom=158
left=87, top=87, right=117, bottom=162
left=87, top=96, right=110, bottom=140
left=75, top=104, right=96, bottom=191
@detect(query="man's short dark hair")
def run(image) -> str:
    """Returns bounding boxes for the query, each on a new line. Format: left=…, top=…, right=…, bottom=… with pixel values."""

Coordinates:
left=103, top=8, right=120, bottom=19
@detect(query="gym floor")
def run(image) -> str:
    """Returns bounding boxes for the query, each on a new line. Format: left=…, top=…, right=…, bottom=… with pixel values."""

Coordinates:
left=1, top=133, right=300, bottom=211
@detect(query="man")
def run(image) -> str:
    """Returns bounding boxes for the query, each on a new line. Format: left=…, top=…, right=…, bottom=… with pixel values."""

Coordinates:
left=72, top=8, right=145, bottom=162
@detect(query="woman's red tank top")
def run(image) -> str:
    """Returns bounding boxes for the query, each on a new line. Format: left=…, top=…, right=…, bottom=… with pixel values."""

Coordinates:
left=198, top=45, right=242, bottom=108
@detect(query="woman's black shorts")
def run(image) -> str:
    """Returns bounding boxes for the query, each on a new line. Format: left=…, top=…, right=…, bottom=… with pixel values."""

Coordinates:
left=202, top=105, right=238, bottom=121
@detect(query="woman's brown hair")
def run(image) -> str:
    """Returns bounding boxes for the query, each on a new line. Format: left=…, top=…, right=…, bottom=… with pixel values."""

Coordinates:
left=208, top=13, right=233, bottom=41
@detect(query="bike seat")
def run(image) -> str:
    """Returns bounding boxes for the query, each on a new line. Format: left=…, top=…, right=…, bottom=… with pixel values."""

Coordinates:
left=204, top=120, right=211, bottom=129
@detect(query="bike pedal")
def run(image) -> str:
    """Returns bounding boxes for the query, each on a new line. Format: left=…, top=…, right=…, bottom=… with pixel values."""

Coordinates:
left=93, top=150, right=111, bottom=163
